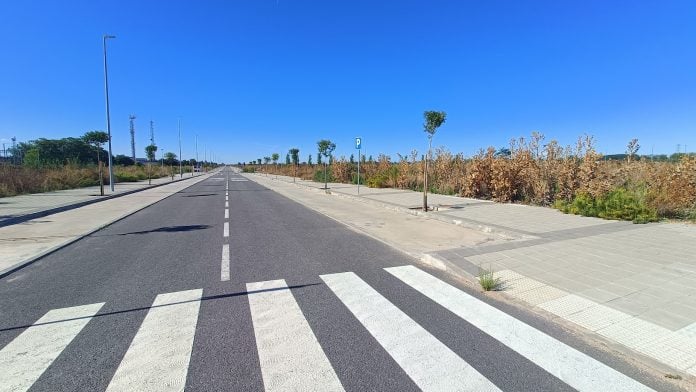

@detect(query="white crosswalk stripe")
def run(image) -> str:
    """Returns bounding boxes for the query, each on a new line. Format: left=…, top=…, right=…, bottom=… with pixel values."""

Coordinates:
left=106, top=289, right=202, bottom=392
left=0, top=302, right=104, bottom=392
left=385, top=265, right=655, bottom=392
left=321, top=271, right=501, bottom=392
left=0, top=269, right=657, bottom=391
left=247, top=279, right=344, bottom=392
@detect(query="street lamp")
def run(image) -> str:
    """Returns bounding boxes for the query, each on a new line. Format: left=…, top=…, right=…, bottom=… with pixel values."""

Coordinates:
left=178, top=118, right=183, bottom=178
left=102, top=34, right=116, bottom=192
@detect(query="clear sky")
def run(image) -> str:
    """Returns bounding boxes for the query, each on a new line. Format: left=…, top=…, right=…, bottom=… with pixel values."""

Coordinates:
left=1, top=0, right=695, bottom=163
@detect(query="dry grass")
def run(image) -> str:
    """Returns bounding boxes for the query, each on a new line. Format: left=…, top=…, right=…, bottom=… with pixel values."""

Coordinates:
left=250, top=133, right=696, bottom=221
left=0, top=164, right=174, bottom=197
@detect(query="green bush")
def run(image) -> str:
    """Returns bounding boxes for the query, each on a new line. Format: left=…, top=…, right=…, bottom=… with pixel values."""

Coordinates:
left=242, top=166, right=256, bottom=173
left=115, top=173, right=139, bottom=182
left=555, top=187, right=658, bottom=223
left=366, top=173, right=388, bottom=188
left=313, top=168, right=335, bottom=183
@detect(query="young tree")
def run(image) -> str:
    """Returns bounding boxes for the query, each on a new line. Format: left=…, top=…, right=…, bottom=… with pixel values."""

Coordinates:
left=626, top=138, right=640, bottom=163
left=145, top=144, right=158, bottom=185
left=83, top=130, right=110, bottom=196
left=422, top=110, right=447, bottom=211
left=308, top=154, right=313, bottom=166
left=285, top=153, right=291, bottom=165
left=317, top=139, right=336, bottom=189
left=289, top=148, right=300, bottom=181
left=164, top=152, right=177, bottom=179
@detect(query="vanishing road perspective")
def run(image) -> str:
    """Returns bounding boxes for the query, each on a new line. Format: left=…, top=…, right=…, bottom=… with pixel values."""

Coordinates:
left=0, top=166, right=690, bottom=392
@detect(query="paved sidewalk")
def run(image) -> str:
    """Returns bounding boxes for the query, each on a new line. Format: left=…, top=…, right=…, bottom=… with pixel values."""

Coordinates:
left=0, top=171, right=216, bottom=277
left=0, top=173, right=204, bottom=226
left=249, top=173, right=696, bottom=377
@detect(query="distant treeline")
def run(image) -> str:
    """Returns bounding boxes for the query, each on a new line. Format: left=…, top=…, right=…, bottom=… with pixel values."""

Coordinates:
left=6, top=137, right=199, bottom=167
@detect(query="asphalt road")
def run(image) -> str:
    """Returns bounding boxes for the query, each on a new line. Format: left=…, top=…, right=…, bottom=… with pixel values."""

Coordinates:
left=0, top=167, right=677, bottom=391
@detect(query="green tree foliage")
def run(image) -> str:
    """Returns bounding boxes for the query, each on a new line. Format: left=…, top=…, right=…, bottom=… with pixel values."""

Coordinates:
left=114, top=154, right=135, bottom=165
left=145, top=144, right=158, bottom=161
left=164, top=152, right=178, bottom=165
left=272, top=153, right=280, bottom=165
left=289, top=148, right=300, bottom=165
left=422, top=110, right=447, bottom=211
left=285, top=153, right=291, bottom=165
left=13, top=137, right=106, bottom=166
left=317, top=139, right=336, bottom=189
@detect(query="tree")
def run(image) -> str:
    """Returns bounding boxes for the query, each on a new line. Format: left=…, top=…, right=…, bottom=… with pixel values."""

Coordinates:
left=264, top=156, right=271, bottom=165
left=317, top=139, right=336, bottom=189
left=145, top=144, right=158, bottom=185
left=317, top=153, right=322, bottom=165
left=285, top=153, right=291, bottom=165
left=164, top=152, right=177, bottom=165
left=114, top=154, right=135, bottom=166
left=308, top=154, right=313, bottom=166
left=422, top=110, right=447, bottom=211
left=349, top=154, right=355, bottom=164
left=626, top=138, right=640, bottom=163
left=289, top=148, right=300, bottom=181
left=164, top=152, right=177, bottom=179
left=83, top=131, right=110, bottom=195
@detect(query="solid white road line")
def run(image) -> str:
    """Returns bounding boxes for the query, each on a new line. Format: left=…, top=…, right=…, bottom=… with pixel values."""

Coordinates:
left=224, top=209, right=229, bottom=219
left=223, top=222, right=229, bottom=237
left=106, top=289, right=202, bottom=392
left=385, top=266, right=655, bottom=392
left=247, top=279, right=344, bottom=392
left=0, top=302, right=104, bottom=392
left=321, top=272, right=500, bottom=392
left=221, top=244, right=230, bottom=281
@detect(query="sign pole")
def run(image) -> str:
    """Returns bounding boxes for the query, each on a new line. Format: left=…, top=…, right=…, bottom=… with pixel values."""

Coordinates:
left=356, top=137, right=361, bottom=194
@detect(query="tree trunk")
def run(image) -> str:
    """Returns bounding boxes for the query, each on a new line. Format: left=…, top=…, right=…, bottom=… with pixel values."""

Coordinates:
left=423, top=138, right=432, bottom=211
left=98, top=158, right=104, bottom=196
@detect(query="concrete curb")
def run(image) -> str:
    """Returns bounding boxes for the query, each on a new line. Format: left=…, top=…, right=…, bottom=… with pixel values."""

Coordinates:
left=0, top=173, right=209, bottom=229
left=252, top=173, right=529, bottom=241
left=0, top=172, right=216, bottom=279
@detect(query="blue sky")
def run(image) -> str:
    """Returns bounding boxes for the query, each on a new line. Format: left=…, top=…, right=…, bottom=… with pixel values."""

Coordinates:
left=1, top=0, right=695, bottom=163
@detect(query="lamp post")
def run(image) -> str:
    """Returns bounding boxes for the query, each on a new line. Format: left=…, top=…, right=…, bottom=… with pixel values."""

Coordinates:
left=102, top=34, right=116, bottom=192
left=178, top=118, right=183, bottom=178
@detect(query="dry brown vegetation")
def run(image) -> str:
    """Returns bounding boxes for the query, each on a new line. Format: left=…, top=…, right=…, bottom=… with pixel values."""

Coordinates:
left=254, top=133, right=696, bottom=222
left=0, top=164, right=177, bottom=197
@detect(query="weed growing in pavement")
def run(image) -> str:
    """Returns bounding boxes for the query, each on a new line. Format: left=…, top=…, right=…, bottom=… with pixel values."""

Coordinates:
left=664, top=373, right=682, bottom=380
left=478, top=266, right=501, bottom=291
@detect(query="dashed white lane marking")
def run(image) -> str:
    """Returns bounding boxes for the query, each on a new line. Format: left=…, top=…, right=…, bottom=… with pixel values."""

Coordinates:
left=221, top=244, right=230, bottom=281
left=385, top=266, right=654, bottom=392
left=247, top=279, right=344, bottom=392
left=321, top=272, right=500, bottom=392
left=106, top=289, right=202, bottom=392
left=224, top=209, right=229, bottom=219
left=225, top=195, right=228, bottom=201
left=223, top=222, right=229, bottom=237
left=225, top=201, right=229, bottom=208
left=0, top=303, right=105, bottom=392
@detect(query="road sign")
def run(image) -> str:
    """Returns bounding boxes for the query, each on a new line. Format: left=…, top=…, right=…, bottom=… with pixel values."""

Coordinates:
left=355, top=137, right=361, bottom=149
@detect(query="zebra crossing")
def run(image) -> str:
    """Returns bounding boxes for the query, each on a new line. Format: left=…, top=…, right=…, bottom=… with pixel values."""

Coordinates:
left=0, top=266, right=655, bottom=392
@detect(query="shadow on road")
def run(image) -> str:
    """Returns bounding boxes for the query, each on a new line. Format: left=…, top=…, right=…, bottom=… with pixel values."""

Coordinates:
left=0, top=283, right=322, bottom=332
left=107, top=224, right=212, bottom=236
